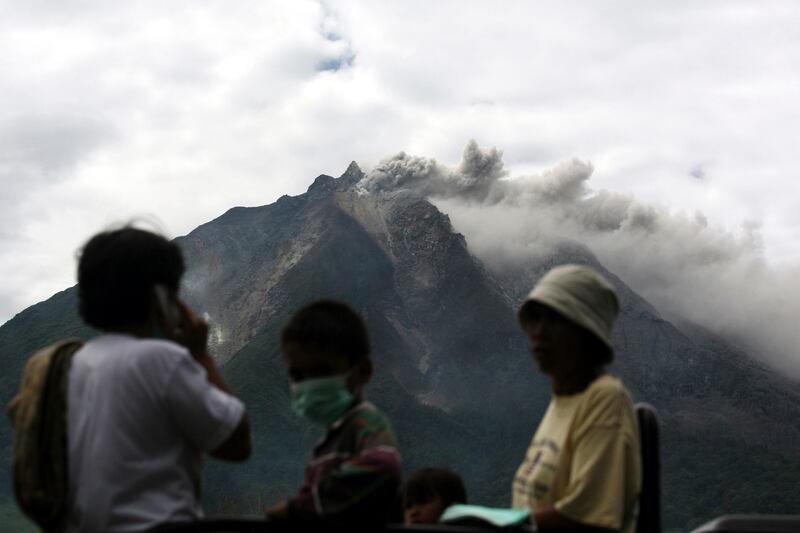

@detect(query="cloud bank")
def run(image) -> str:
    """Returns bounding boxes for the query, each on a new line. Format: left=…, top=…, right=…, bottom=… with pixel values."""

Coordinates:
left=2, top=0, right=800, bottom=328
left=361, top=141, right=800, bottom=377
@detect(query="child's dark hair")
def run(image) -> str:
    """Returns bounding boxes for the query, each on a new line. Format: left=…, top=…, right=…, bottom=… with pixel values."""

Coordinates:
left=281, top=300, right=370, bottom=365
left=77, top=227, right=184, bottom=330
left=403, top=468, right=467, bottom=509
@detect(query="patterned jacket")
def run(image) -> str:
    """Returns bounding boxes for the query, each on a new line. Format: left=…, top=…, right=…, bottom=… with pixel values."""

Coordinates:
left=288, top=401, right=402, bottom=525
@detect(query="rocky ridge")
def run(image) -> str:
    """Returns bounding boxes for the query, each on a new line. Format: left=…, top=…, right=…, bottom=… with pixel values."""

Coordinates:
left=1, top=163, right=799, bottom=530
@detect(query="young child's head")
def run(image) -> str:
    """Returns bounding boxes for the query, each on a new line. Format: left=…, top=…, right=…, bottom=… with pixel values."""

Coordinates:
left=403, top=468, right=467, bottom=524
left=281, top=300, right=372, bottom=426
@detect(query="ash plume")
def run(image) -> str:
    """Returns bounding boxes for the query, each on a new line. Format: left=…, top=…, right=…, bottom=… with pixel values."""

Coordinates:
left=360, top=140, right=800, bottom=377
left=358, top=141, right=506, bottom=202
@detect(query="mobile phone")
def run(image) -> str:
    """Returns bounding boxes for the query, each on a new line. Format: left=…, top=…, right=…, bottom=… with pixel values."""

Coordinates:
left=153, top=284, right=181, bottom=330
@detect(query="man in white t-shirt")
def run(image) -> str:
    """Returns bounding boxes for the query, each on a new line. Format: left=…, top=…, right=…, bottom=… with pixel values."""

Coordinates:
left=68, top=227, right=251, bottom=532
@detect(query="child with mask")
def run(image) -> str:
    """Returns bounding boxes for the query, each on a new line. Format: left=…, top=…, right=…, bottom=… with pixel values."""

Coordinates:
left=266, top=300, right=402, bottom=526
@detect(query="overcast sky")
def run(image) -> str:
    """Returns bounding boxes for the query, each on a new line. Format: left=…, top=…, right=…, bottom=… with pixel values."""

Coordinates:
left=2, top=0, right=799, bottom=326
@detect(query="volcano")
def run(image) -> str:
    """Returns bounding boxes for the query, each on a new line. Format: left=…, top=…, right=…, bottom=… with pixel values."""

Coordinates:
left=2, top=162, right=799, bottom=531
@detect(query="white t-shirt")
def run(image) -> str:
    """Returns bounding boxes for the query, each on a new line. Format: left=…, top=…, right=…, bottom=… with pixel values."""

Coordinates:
left=67, top=334, right=245, bottom=533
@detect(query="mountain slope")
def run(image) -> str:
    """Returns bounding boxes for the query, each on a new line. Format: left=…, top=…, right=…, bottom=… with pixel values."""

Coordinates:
left=1, top=163, right=799, bottom=531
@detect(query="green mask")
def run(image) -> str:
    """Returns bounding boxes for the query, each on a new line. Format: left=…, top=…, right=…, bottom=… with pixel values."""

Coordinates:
left=290, top=372, right=355, bottom=426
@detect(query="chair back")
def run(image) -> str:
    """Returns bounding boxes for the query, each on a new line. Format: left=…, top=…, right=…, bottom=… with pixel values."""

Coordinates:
left=635, top=402, right=661, bottom=533
left=689, top=514, right=800, bottom=532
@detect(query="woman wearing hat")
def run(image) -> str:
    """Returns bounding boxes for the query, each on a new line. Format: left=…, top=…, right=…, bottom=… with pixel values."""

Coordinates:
left=512, top=265, right=641, bottom=532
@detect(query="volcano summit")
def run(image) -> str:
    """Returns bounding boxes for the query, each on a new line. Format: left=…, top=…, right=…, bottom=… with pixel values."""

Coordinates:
left=1, top=157, right=799, bottom=531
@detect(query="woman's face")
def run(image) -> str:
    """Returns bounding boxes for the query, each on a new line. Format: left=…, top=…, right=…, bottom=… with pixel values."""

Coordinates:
left=523, top=303, right=585, bottom=377
left=404, top=495, right=445, bottom=524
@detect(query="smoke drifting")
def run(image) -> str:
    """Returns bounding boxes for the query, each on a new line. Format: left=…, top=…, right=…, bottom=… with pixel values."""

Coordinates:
left=360, top=140, right=800, bottom=377
left=359, top=141, right=507, bottom=202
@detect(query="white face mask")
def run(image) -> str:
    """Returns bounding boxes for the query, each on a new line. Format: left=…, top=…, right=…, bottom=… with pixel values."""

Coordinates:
left=290, top=371, right=355, bottom=426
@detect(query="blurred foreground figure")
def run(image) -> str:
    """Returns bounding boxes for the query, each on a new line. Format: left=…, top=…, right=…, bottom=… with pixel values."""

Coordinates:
left=403, top=467, right=467, bottom=524
left=266, top=300, right=402, bottom=526
left=513, top=265, right=641, bottom=532
left=68, top=227, right=251, bottom=532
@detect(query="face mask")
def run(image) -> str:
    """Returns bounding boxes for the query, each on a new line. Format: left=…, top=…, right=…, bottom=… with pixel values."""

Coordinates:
left=290, top=372, right=355, bottom=427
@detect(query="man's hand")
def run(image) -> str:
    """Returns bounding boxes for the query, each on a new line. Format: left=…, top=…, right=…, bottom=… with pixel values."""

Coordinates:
left=166, top=300, right=209, bottom=360
left=163, top=297, right=252, bottom=463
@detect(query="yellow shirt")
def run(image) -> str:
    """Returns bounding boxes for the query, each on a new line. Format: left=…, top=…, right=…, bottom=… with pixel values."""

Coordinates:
left=512, top=374, right=641, bottom=533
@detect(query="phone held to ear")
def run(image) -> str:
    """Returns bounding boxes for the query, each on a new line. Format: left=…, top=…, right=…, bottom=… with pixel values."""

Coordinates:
left=153, top=284, right=181, bottom=332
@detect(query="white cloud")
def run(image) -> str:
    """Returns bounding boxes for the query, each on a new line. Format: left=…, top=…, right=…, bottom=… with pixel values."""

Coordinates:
left=1, top=0, right=800, bottom=325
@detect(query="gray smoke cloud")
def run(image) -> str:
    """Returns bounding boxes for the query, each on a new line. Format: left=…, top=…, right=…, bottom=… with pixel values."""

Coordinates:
left=359, top=140, right=507, bottom=202
left=360, top=140, right=800, bottom=377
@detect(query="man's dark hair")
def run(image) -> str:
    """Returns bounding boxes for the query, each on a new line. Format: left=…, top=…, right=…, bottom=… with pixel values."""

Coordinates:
left=403, top=468, right=467, bottom=508
left=77, top=227, right=184, bottom=330
left=281, top=300, right=370, bottom=365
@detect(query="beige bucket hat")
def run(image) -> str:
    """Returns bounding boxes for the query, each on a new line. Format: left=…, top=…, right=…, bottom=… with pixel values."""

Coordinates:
left=522, top=264, right=619, bottom=349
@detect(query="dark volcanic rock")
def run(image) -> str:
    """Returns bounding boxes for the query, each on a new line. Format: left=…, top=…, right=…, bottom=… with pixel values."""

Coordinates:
left=1, top=163, right=799, bottom=530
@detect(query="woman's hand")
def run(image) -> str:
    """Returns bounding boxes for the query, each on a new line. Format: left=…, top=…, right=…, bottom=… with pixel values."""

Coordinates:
left=266, top=501, right=289, bottom=520
left=534, top=506, right=615, bottom=532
